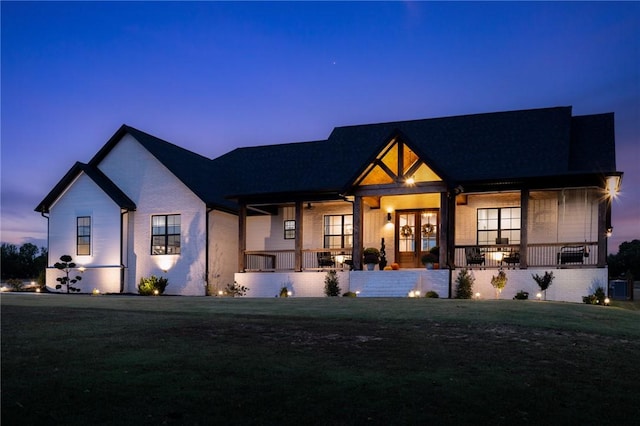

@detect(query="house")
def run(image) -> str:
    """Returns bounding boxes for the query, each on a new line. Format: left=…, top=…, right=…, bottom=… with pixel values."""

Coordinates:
left=35, top=106, right=622, bottom=302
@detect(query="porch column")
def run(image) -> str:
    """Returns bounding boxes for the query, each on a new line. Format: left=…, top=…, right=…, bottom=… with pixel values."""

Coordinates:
left=519, top=189, right=529, bottom=268
left=238, top=202, right=247, bottom=272
left=597, top=198, right=608, bottom=268
left=353, top=195, right=364, bottom=270
left=440, top=191, right=455, bottom=268
left=294, top=200, right=303, bottom=272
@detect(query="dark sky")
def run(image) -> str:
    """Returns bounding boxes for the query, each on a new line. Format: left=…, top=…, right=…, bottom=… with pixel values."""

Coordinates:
left=1, top=1, right=638, bottom=252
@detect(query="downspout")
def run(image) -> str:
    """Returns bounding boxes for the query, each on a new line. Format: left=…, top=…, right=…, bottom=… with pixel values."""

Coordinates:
left=206, top=207, right=213, bottom=296
left=40, top=211, right=50, bottom=267
left=120, top=210, right=127, bottom=293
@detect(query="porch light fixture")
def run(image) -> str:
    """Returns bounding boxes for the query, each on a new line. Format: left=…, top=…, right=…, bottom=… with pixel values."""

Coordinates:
left=405, top=176, right=415, bottom=185
left=606, top=227, right=613, bottom=238
left=387, top=212, right=392, bottom=222
left=605, top=175, right=621, bottom=198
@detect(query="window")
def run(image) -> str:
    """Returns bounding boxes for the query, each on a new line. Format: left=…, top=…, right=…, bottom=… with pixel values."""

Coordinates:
left=284, top=220, right=296, bottom=239
left=323, top=215, right=353, bottom=248
left=152, top=214, right=181, bottom=255
left=77, top=216, right=91, bottom=255
left=477, top=207, right=520, bottom=245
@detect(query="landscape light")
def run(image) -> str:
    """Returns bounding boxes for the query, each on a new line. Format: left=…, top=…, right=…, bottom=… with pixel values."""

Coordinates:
left=475, top=292, right=481, bottom=299
left=536, top=292, right=542, bottom=300
left=287, top=291, right=292, bottom=297
left=604, top=298, right=610, bottom=306
left=153, top=289, right=159, bottom=296
left=414, top=290, right=421, bottom=297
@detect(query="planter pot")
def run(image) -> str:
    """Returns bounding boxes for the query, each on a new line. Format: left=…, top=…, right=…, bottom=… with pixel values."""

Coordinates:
left=366, top=263, right=376, bottom=271
left=425, top=263, right=434, bottom=270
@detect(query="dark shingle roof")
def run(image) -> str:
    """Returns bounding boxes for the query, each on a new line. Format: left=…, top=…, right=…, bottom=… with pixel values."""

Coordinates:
left=35, top=162, right=135, bottom=213
left=227, top=106, right=618, bottom=198
left=36, top=106, right=619, bottom=213
left=90, top=125, right=238, bottom=212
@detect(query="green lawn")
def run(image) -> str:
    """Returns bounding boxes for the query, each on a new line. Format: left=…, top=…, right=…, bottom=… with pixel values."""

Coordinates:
left=2, top=294, right=639, bottom=425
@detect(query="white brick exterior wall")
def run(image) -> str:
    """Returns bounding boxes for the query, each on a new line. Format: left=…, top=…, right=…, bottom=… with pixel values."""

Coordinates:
left=98, top=134, right=208, bottom=295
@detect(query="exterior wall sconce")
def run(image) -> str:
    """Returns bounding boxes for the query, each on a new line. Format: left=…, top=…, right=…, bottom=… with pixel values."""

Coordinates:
left=606, top=227, right=613, bottom=238
left=387, top=212, right=392, bottom=222
left=605, top=175, right=621, bottom=198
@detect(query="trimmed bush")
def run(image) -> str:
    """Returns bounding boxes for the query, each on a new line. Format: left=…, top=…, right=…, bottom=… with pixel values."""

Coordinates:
left=324, top=270, right=341, bottom=296
left=138, top=275, right=169, bottom=296
left=583, top=287, right=606, bottom=305
left=513, top=290, right=529, bottom=300
left=342, top=291, right=357, bottom=297
left=5, top=278, right=24, bottom=292
left=224, top=282, right=249, bottom=297
left=455, top=268, right=474, bottom=299
left=424, top=290, right=439, bottom=298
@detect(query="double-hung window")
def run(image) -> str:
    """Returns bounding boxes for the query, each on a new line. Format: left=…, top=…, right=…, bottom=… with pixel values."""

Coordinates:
left=284, top=220, right=296, bottom=239
left=77, top=216, right=91, bottom=255
left=477, top=207, right=520, bottom=245
left=151, top=214, right=181, bottom=255
left=323, top=214, right=353, bottom=249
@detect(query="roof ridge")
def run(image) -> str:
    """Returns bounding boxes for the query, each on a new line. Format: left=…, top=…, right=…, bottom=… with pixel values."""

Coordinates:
left=332, top=106, right=573, bottom=131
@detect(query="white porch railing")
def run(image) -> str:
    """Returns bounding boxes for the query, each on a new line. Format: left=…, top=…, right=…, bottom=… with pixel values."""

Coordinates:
left=244, top=248, right=353, bottom=272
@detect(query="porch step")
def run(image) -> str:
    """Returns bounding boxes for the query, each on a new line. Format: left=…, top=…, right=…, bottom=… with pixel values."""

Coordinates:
left=355, top=271, right=421, bottom=297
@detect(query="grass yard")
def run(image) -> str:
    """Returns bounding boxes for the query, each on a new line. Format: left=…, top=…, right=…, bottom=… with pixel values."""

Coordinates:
left=2, top=294, right=640, bottom=425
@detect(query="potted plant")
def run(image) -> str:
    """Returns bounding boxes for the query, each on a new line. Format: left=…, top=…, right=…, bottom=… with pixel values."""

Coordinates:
left=363, top=247, right=380, bottom=270
left=429, top=246, right=440, bottom=269
left=421, top=252, right=438, bottom=269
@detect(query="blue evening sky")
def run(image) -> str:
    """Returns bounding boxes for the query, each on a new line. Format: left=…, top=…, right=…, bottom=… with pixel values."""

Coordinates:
left=1, top=1, right=639, bottom=252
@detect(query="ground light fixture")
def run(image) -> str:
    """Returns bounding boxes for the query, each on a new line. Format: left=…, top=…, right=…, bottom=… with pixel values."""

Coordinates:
left=536, top=292, right=542, bottom=300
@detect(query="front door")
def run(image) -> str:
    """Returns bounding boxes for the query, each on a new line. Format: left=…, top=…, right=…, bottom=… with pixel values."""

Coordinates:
left=396, top=210, right=438, bottom=268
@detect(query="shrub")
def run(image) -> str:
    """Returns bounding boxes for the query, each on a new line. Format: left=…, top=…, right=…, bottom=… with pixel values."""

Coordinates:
left=513, top=290, right=529, bottom=300
left=138, top=275, right=169, bottom=296
left=583, top=287, right=606, bottom=305
left=342, top=291, right=357, bottom=297
left=279, top=286, right=289, bottom=298
left=363, top=247, right=380, bottom=265
left=425, top=290, right=439, bottom=298
left=532, top=271, right=554, bottom=300
left=455, top=268, right=474, bottom=299
left=6, top=278, right=24, bottom=292
left=490, top=270, right=508, bottom=298
left=224, top=281, right=249, bottom=297
left=324, top=270, right=341, bottom=296
left=54, top=254, right=82, bottom=293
